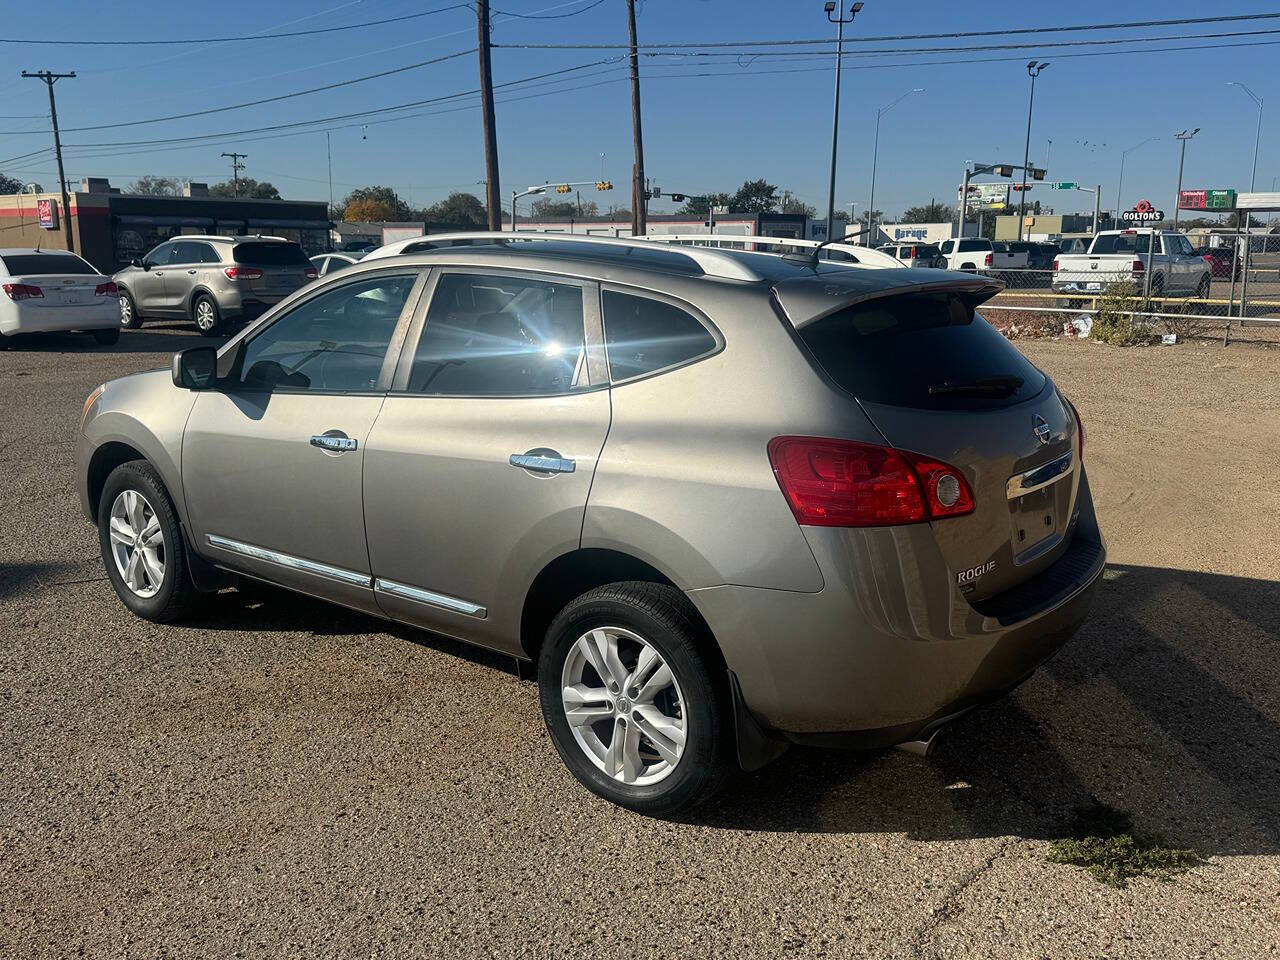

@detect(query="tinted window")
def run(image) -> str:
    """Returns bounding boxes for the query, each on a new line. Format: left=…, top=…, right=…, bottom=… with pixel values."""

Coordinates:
left=958, top=239, right=989, bottom=252
left=798, top=293, right=1046, bottom=411
left=939, top=241, right=953, bottom=254
left=235, top=273, right=416, bottom=393
left=913, top=245, right=940, bottom=258
left=603, top=290, right=716, bottom=381
left=1090, top=233, right=1159, bottom=255
left=170, top=241, right=205, bottom=264
left=144, top=242, right=175, bottom=266
left=406, top=273, right=586, bottom=396
left=0, top=253, right=97, bottom=276
left=198, top=242, right=223, bottom=263
left=233, top=242, right=310, bottom=266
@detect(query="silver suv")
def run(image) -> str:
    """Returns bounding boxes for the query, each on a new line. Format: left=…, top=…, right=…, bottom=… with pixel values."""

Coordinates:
left=76, top=234, right=1104, bottom=814
left=113, top=235, right=316, bottom=336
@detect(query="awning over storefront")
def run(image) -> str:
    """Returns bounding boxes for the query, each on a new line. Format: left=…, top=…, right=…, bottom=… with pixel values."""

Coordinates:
left=247, top=218, right=331, bottom=229
left=114, top=215, right=215, bottom=227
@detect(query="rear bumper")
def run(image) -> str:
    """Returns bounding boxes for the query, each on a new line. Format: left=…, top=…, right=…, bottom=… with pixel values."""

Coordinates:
left=1, top=302, right=118, bottom=335
left=689, top=471, right=1105, bottom=745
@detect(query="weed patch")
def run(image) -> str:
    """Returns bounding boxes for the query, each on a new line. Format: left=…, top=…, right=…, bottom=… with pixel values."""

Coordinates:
left=1047, top=804, right=1201, bottom=888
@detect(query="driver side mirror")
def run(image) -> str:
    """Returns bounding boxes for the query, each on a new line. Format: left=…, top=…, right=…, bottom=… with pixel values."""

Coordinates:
left=172, top=346, right=218, bottom=390
left=131, top=257, right=149, bottom=270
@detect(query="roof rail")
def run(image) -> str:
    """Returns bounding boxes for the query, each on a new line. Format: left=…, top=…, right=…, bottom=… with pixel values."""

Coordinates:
left=374, top=230, right=765, bottom=281
left=644, top=234, right=906, bottom=270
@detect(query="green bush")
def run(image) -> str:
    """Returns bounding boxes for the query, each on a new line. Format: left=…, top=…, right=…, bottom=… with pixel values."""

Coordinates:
left=1088, top=280, right=1152, bottom=346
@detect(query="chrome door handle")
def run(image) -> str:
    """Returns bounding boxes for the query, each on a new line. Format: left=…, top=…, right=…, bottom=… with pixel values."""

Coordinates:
left=509, top=453, right=575, bottom=474
left=311, top=434, right=358, bottom=452
left=187, top=269, right=197, bottom=274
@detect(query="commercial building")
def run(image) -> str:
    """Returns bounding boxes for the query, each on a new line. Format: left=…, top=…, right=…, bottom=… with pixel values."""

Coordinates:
left=0, top=178, right=330, bottom=274
left=994, top=213, right=1095, bottom=242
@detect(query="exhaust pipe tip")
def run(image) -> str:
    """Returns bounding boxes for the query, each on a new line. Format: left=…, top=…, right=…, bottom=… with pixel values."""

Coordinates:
left=895, top=729, right=940, bottom=758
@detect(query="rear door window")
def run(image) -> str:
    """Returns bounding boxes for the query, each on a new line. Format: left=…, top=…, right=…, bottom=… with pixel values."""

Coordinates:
left=1090, top=233, right=1157, bottom=255
left=233, top=242, right=310, bottom=266
left=602, top=290, right=718, bottom=381
left=0, top=253, right=97, bottom=275
left=797, top=293, right=1046, bottom=410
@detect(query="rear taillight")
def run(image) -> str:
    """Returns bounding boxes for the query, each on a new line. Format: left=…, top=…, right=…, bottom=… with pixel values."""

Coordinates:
left=1131, top=259, right=1145, bottom=273
left=2, top=282, right=43, bottom=301
left=1064, top=397, right=1085, bottom=462
left=767, top=436, right=975, bottom=528
left=94, top=281, right=120, bottom=297
left=224, top=266, right=263, bottom=280
left=303, top=267, right=318, bottom=280
left=984, top=253, right=993, bottom=267
left=1052, top=258, right=1060, bottom=272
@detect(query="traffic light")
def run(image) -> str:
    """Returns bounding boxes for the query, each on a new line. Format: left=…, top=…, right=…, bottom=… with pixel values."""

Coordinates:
left=555, top=184, right=571, bottom=194
left=669, top=193, right=686, bottom=202
left=596, top=181, right=613, bottom=191
left=1031, top=167, right=1046, bottom=181
left=995, top=165, right=1014, bottom=178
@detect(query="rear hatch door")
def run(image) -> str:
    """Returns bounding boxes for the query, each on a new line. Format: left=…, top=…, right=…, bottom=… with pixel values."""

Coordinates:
left=232, top=241, right=312, bottom=300
left=776, top=269, right=1081, bottom=600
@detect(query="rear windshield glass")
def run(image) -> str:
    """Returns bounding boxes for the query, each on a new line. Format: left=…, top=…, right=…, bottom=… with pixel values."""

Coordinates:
left=797, top=293, right=1046, bottom=410
left=1, top=253, right=97, bottom=275
left=233, top=242, right=309, bottom=266
left=1090, top=233, right=1156, bottom=255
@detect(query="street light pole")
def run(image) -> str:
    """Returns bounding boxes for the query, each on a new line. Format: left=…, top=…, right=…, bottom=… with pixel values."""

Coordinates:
left=867, top=87, right=923, bottom=248
left=1228, top=82, right=1263, bottom=191
left=823, top=2, right=863, bottom=237
left=1116, top=136, right=1158, bottom=227
left=510, top=186, right=547, bottom=231
left=1173, top=128, right=1199, bottom=230
left=1017, top=61, right=1049, bottom=242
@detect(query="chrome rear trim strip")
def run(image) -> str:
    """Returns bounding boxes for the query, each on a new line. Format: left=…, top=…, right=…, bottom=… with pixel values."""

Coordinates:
left=1006, top=451, right=1073, bottom=500
left=375, top=578, right=487, bottom=618
left=205, top=534, right=373, bottom=588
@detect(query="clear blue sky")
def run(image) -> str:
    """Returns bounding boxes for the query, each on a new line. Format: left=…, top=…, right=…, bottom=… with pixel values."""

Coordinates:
left=0, top=0, right=1274, bottom=218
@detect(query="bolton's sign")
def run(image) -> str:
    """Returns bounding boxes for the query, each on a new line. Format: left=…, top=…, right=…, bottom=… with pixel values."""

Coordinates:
left=36, top=198, right=58, bottom=230
left=1121, top=199, right=1164, bottom=223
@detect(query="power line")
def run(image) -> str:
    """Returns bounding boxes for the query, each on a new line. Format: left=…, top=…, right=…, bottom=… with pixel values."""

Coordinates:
left=491, top=11, right=1280, bottom=49
left=0, top=4, right=471, bottom=45
left=48, top=49, right=474, bottom=134
left=492, top=0, right=606, bottom=18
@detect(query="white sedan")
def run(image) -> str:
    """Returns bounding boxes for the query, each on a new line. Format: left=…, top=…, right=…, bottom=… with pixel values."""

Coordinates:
left=0, top=248, right=122, bottom=347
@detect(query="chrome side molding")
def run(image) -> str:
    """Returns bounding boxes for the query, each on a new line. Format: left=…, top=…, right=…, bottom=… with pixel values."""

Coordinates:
left=205, top=534, right=373, bottom=588
left=374, top=578, right=487, bottom=618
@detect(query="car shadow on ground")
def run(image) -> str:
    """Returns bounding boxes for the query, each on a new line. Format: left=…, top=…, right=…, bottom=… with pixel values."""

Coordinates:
left=177, top=563, right=1278, bottom=858
left=690, top=563, right=1280, bottom=858
left=1, top=325, right=227, bottom=355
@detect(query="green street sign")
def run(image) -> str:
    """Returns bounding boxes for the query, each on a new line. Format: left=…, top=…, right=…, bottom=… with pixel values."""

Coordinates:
left=1054, top=181, right=1077, bottom=190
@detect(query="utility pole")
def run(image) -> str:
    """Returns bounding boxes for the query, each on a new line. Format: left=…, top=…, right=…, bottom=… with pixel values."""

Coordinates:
left=22, top=70, right=76, bottom=254
left=325, top=131, right=334, bottom=211
left=625, top=0, right=646, bottom=236
left=1017, top=61, right=1049, bottom=241
left=221, top=152, right=247, bottom=197
left=1172, top=128, right=1199, bottom=230
left=824, top=2, right=863, bottom=236
left=477, top=0, right=501, bottom=230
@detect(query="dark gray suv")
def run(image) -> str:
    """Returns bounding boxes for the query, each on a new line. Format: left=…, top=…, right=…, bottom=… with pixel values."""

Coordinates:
left=78, top=233, right=1104, bottom=814
left=114, top=235, right=316, bottom=336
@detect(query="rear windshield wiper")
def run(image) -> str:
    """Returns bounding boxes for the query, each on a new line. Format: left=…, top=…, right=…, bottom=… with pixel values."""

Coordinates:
left=928, top=375, right=1024, bottom=396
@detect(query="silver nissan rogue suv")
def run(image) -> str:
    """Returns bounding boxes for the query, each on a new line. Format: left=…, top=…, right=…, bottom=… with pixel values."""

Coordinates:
left=76, top=234, right=1104, bottom=814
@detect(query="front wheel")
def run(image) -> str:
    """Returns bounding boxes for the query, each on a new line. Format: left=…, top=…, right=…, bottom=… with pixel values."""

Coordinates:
left=193, top=294, right=222, bottom=336
left=92, top=327, right=120, bottom=346
left=538, top=582, right=733, bottom=815
left=98, top=460, right=200, bottom=623
left=118, top=289, right=143, bottom=329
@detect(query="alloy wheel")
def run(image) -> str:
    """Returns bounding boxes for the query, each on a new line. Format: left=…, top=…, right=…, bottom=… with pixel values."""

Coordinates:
left=119, top=296, right=132, bottom=326
left=107, top=489, right=165, bottom=598
left=195, top=300, right=216, bottom=331
left=560, top=626, right=688, bottom=785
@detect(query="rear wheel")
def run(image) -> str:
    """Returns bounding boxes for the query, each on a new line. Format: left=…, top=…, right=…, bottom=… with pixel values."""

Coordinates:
left=193, top=294, right=222, bottom=336
left=97, top=461, right=200, bottom=623
left=92, top=327, right=120, bottom=346
left=1196, top=275, right=1211, bottom=300
left=537, top=581, right=733, bottom=815
left=960, top=262, right=976, bottom=272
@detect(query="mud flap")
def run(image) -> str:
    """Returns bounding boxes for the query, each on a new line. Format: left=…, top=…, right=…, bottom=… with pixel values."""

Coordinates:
left=729, top=671, right=789, bottom=771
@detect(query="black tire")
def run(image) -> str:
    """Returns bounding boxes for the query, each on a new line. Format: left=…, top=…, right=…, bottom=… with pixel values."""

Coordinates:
left=1196, top=275, right=1211, bottom=300
left=97, top=460, right=200, bottom=623
left=192, top=293, right=222, bottom=336
left=92, top=327, right=120, bottom=346
left=538, top=581, right=733, bottom=815
left=118, top=288, right=143, bottom=329
left=960, top=262, right=977, bottom=272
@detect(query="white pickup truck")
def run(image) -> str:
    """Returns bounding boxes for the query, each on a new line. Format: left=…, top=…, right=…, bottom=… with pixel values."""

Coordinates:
left=1052, top=229, right=1210, bottom=297
left=937, top=238, right=1028, bottom=273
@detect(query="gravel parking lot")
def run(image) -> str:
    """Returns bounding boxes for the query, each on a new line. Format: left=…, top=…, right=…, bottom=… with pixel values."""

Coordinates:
left=2, top=323, right=1278, bottom=958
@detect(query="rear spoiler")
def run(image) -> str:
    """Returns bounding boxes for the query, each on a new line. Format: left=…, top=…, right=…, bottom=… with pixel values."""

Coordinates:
left=772, top=270, right=1005, bottom=329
